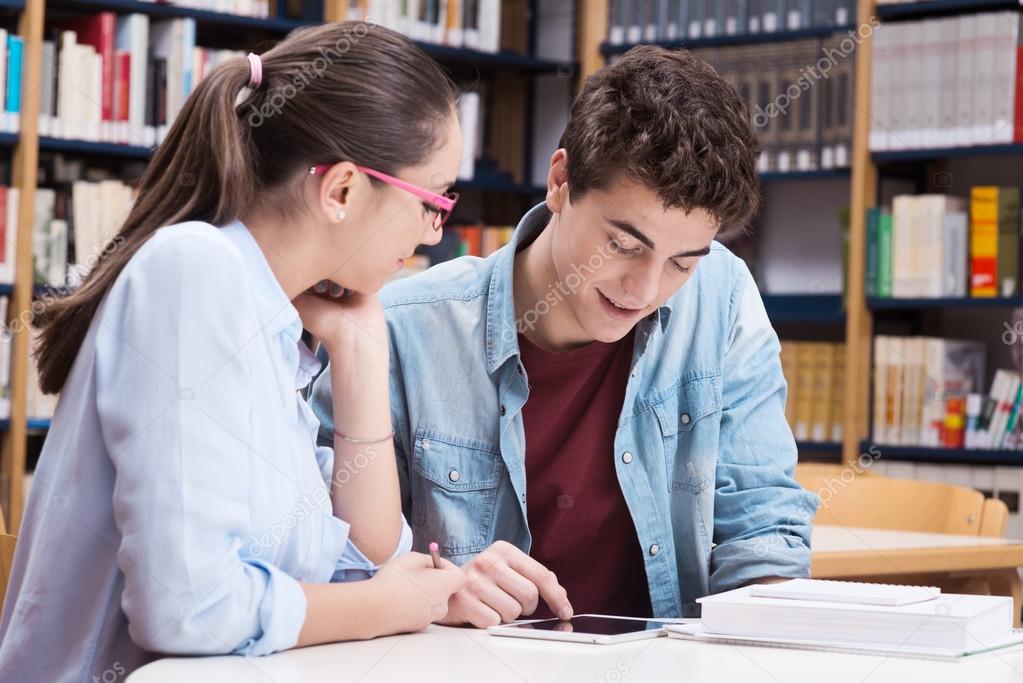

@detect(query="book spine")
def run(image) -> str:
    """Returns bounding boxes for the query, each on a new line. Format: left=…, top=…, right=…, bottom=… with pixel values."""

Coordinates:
left=971, top=186, right=999, bottom=297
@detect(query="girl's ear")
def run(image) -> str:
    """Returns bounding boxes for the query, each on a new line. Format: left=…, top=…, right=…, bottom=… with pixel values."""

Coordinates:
left=546, top=149, right=570, bottom=213
left=316, top=162, right=359, bottom=223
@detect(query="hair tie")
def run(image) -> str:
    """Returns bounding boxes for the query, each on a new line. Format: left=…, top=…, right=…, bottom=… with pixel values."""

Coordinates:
left=246, top=52, right=263, bottom=88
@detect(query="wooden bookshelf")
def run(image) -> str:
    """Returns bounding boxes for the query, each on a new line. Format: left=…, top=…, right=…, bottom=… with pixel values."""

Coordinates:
left=0, top=0, right=583, bottom=529
left=600, top=23, right=858, bottom=56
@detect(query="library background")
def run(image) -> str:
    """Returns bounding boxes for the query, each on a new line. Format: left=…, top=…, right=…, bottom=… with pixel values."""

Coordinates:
left=0, top=0, right=1018, bottom=551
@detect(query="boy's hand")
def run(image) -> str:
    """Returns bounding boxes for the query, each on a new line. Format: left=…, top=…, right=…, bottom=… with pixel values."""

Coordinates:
left=437, top=541, right=573, bottom=627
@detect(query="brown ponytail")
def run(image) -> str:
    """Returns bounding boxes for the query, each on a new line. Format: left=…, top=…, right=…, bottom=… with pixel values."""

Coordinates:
left=35, top=21, right=458, bottom=394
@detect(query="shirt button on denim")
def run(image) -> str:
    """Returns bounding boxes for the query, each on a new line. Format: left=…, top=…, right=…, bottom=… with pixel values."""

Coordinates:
left=680, top=413, right=691, bottom=425
left=449, top=470, right=460, bottom=483
left=500, top=405, right=507, bottom=416
left=649, top=544, right=660, bottom=556
left=622, top=452, right=633, bottom=464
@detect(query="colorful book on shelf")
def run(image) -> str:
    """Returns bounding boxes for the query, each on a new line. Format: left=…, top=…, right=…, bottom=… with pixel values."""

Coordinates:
left=970, top=186, right=1019, bottom=298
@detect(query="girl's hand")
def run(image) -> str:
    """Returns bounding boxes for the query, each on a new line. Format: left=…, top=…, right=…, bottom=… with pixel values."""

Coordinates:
left=293, top=281, right=387, bottom=353
left=370, top=552, right=468, bottom=635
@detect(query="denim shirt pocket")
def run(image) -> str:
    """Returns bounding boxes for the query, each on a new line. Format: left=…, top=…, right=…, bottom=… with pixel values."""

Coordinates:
left=653, top=374, right=722, bottom=494
left=410, top=430, right=504, bottom=558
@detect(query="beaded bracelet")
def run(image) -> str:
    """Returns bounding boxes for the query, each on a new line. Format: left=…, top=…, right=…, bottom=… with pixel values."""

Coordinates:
left=333, top=427, right=395, bottom=445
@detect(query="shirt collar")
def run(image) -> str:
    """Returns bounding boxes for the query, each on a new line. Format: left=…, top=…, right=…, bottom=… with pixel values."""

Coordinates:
left=218, top=219, right=304, bottom=346
left=484, top=202, right=672, bottom=374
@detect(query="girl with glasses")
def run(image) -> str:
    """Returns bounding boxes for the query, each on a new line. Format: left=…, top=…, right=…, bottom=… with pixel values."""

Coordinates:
left=0, top=21, right=466, bottom=680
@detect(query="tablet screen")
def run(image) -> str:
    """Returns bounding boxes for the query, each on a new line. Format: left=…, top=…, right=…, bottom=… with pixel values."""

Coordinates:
left=507, top=616, right=668, bottom=636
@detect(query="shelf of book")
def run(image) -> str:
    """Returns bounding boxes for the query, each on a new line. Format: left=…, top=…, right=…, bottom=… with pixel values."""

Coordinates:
left=873, top=144, right=1023, bottom=164
left=861, top=441, right=1023, bottom=466
left=45, top=0, right=318, bottom=32
left=763, top=294, right=846, bottom=324
left=796, top=441, right=844, bottom=454
left=875, top=0, right=1023, bottom=21
left=414, top=42, right=575, bottom=73
left=38, top=136, right=153, bottom=159
left=0, top=419, right=52, bottom=432
left=868, top=297, right=1023, bottom=310
left=759, top=169, right=852, bottom=183
left=600, top=23, right=857, bottom=56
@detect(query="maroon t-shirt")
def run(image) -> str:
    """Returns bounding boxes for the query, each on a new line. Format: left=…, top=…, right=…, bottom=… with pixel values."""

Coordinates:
left=518, top=330, right=652, bottom=618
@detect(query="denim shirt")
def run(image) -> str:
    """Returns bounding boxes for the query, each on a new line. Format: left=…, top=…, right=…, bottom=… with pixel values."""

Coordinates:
left=310, top=203, right=819, bottom=618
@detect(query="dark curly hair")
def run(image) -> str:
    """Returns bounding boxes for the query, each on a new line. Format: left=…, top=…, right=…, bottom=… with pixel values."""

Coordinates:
left=559, top=45, right=761, bottom=232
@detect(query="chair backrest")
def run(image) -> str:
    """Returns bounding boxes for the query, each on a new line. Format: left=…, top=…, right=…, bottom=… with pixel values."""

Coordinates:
left=979, top=497, right=1010, bottom=538
left=0, top=531, right=15, bottom=614
left=796, top=464, right=993, bottom=536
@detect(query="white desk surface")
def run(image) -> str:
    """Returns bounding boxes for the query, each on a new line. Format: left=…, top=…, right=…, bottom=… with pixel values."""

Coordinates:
left=128, top=623, right=1023, bottom=683
left=812, top=525, right=1020, bottom=551
left=128, top=526, right=1023, bottom=683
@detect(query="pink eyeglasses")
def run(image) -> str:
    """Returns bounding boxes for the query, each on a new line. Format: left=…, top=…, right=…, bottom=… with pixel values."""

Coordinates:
left=309, top=164, right=459, bottom=231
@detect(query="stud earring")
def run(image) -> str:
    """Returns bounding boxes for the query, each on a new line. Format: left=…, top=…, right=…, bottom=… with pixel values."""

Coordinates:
left=336, top=209, right=346, bottom=222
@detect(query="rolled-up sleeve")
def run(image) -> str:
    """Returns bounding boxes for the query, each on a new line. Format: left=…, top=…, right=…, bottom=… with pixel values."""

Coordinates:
left=709, top=265, right=820, bottom=594
left=95, top=232, right=306, bottom=656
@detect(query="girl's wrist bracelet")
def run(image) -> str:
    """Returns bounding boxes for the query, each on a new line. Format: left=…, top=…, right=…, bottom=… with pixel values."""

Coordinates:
left=332, top=427, right=395, bottom=445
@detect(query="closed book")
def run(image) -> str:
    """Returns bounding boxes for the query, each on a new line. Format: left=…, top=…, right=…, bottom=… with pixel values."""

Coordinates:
left=696, top=583, right=1014, bottom=653
left=794, top=342, right=815, bottom=441
left=865, top=206, right=879, bottom=297
left=811, top=343, right=834, bottom=442
left=970, top=186, right=1000, bottom=297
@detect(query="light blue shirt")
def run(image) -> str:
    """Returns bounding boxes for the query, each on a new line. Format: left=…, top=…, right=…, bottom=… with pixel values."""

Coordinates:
left=310, top=203, right=819, bottom=618
left=0, top=220, right=411, bottom=682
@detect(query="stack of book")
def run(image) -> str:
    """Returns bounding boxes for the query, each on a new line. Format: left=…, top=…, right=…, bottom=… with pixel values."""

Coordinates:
left=870, top=11, right=1023, bottom=151
left=780, top=340, right=845, bottom=443
left=671, top=579, right=1020, bottom=660
left=607, top=0, right=856, bottom=44
left=866, top=187, right=1021, bottom=300
left=32, top=179, right=135, bottom=288
left=347, top=0, right=502, bottom=52
left=27, top=329, right=58, bottom=422
left=872, top=336, right=989, bottom=449
left=698, top=38, right=854, bottom=173
left=455, top=225, right=516, bottom=258
left=41, top=13, right=246, bottom=147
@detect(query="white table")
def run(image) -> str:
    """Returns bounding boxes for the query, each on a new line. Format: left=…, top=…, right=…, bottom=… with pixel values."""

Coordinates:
left=127, top=623, right=1023, bottom=682
left=128, top=526, right=1023, bottom=682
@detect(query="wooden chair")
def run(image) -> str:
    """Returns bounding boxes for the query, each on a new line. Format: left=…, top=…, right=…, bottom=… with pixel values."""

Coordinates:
left=797, top=469, right=1000, bottom=536
left=0, top=504, right=16, bottom=614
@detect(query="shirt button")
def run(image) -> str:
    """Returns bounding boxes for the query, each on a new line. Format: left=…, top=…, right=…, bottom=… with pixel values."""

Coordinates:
left=500, top=405, right=507, bottom=416
left=517, top=365, right=524, bottom=375
left=448, top=470, right=460, bottom=483
left=680, top=413, right=691, bottom=425
left=649, top=544, right=660, bottom=556
left=622, top=452, right=634, bottom=464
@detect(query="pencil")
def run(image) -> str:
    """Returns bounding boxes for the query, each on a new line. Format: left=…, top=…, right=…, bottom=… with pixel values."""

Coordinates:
left=428, top=541, right=442, bottom=569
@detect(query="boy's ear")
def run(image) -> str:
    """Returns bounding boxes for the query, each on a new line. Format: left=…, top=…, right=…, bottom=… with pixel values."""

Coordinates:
left=545, top=148, right=570, bottom=213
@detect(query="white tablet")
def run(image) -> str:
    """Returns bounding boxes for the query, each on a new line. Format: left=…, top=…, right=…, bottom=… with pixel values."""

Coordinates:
left=486, top=614, right=672, bottom=645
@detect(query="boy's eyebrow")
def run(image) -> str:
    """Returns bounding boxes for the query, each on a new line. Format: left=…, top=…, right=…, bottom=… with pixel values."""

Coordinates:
left=607, top=218, right=712, bottom=258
